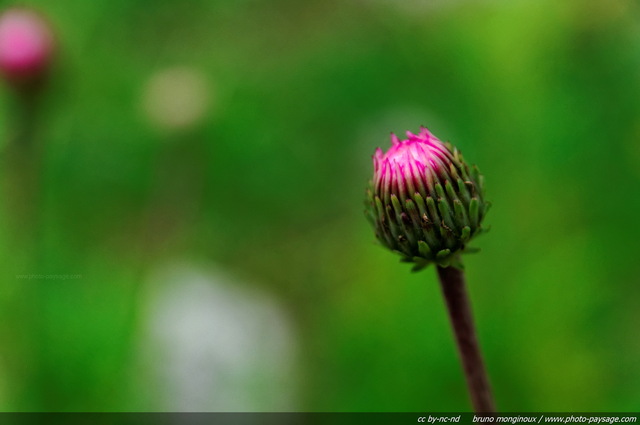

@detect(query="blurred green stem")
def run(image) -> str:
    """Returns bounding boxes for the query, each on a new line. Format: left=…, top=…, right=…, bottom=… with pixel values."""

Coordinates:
left=436, top=265, right=495, bottom=413
left=1, top=84, right=47, bottom=409
left=3, top=88, right=44, bottom=245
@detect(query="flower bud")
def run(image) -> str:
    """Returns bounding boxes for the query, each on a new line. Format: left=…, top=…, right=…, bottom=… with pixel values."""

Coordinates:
left=365, top=127, right=489, bottom=269
left=0, top=8, right=54, bottom=86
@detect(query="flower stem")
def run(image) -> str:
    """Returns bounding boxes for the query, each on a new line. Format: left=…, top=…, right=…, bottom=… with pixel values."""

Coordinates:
left=3, top=89, right=44, bottom=244
left=436, top=265, right=496, bottom=413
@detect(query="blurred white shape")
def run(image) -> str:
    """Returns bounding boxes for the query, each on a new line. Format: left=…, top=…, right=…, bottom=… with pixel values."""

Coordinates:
left=141, top=66, right=212, bottom=132
left=138, top=263, right=298, bottom=412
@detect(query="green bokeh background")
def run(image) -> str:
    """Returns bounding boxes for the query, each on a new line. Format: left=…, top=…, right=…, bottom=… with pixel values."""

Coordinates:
left=1, top=0, right=639, bottom=412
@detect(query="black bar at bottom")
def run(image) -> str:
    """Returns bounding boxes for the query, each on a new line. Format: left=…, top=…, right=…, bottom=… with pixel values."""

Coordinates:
left=0, top=412, right=637, bottom=425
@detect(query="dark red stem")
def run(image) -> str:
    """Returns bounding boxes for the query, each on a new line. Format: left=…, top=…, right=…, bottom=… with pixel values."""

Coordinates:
left=436, top=265, right=496, bottom=413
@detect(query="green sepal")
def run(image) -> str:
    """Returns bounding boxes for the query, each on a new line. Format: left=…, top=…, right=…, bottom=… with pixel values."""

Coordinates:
left=426, top=196, right=441, bottom=227
left=469, top=197, right=479, bottom=229
left=482, top=201, right=492, bottom=217
left=461, top=226, right=471, bottom=241
left=385, top=204, right=401, bottom=240
left=390, top=194, right=403, bottom=218
left=390, top=195, right=416, bottom=246
left=457, top=157, right=471, bottom=181
left=405, top=199, right=420, bottom=224
left=407, top=198, right=436, bottom=247
left=448, top=163, right=459, bottom=179
left=436, top=249, right=452, bottom=266
left=435, top=183, right=446, bottom=199
left=453, top=199, right=469, bottom=228
left=444, top=180, right=458, bottom=202
left=471, top=165, right=481, bottom=184
left=374, top=196, right=385, bottom=222
left=465, top=180, right=477, bottom=198
left=417, top=240, right=432, bottom=258
left=437, top=198, right=456, bottom=232
left=412, top=193, right=429, bottom=218
left=439, top=222, right=456, bottom=249
left=457, top=178, right=471, bottom=205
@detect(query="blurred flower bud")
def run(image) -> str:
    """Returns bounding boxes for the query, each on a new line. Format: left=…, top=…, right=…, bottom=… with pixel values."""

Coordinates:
left=0, top=8, right=54, bottom=86
left=365, top=127, right=489, bottom=269
left=141, top=66, right=212, bottom=133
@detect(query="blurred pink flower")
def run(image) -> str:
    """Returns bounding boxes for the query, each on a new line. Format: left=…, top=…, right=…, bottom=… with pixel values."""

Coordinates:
left=0, top=8, right=53, bottom=83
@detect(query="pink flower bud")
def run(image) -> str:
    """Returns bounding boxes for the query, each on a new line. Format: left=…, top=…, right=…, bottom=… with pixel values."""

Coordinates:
left=0, top=8, right=54, bottom=84
left=365, top=127, right=489, bottom=269
left=373, top=127, right=456, bottom=201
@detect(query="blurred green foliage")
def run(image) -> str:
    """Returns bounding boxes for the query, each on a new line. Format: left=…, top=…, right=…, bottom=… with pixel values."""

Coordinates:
left=0, top=0, right=639, bottom=412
